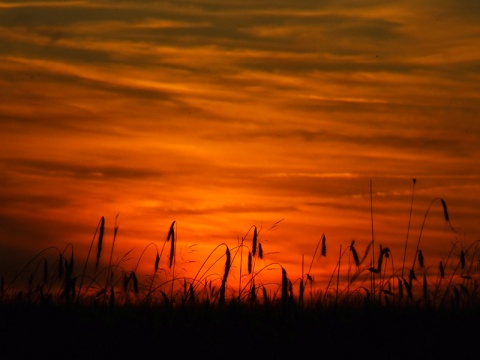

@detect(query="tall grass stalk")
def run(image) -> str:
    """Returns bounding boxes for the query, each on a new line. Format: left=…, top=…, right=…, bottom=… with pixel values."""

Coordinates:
left=3, top=182, right=479, bottom=317
left=411, top=198, right=452, bottom=271
left=78, top=216, right=104, bottom=299
left=238, top=235, right=244, bottom=301
left=166, top=221, right=176, bottom=300
left=370, top=179, right=376, bottom=301
left=306, top=234, right=325, bottom=280
left=104, top=213, right=119, bottom=302
left=402, top=178, right=416, bottom=278
left=188, top=242, right=231, bottom=299
left=95, top=216, right=105, bottom=270
left=335, top=244, right=342, bottom=306
left=323, top=245, right=349, bottom=305
left=219, top=246, right=231, bottom=306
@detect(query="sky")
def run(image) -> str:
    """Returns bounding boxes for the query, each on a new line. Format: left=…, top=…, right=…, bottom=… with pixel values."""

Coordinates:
left=1, top=0, right=480, bottom=292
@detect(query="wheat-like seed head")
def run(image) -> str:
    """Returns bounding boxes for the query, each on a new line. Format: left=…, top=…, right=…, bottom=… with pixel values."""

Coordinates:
left=252, top=226, right=258, bottom=257
left=439, top=261, right=445, bottom=279
left=350, top=241, right=360, bottom=267
left=168, top=221, right=176, bottom=268
left=440, top=198, right=450, bottom=222
left=281, top=267, right=288, bottom=303
left=418, top=250, right=424, bottom=268
left=155, top=251, right=160, bottom=272
left=95, top=216, right=105, bottom=269
left=321, top=234, right=327, bottom=256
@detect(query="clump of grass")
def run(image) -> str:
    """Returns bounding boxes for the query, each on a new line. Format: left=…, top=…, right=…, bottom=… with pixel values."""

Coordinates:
left=1, top=180, right=479, bottom=324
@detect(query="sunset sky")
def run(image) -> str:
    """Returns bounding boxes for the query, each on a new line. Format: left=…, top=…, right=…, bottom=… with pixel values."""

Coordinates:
left=1, top=1, right=479, bottom=289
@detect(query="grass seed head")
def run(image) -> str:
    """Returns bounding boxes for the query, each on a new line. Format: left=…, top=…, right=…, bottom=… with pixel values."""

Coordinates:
left=440, top=198, right=450, bottom=222
left=418, top=250, right=424, bottom=268
left=439, top=261, right=445, bottom=279
left=350, top=241, right=360, bottom=267
left=95, top=216, right=105, bottom=270
left=219, top=247, right=231, bottom=306
left=281, top=267, right=289, bottom=303
left=223, top=247, right=231, bottom=283
left=155, top=251, right=160, bottom=272
left=409, top=269, right=417, bottom=282
left=403, top=278, right=413, bottom=298
left=168, top=221, right=176, bottom=268
left=321, top=234, right=327, bottom=256
left=262, top=286, right=269, bottom=305
left=167, top=221, right=175, bottom=241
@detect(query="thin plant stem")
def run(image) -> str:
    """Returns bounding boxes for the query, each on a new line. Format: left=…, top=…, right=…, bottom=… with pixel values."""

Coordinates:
left=105, top=213, right=119, bottom=297
left=77, top=217, right=103, bottom=300
left=336, top=244, right=342, bottom=307
left=402, top=178, right=416, bottom=278
left=370, top=179, right=375, bottom=301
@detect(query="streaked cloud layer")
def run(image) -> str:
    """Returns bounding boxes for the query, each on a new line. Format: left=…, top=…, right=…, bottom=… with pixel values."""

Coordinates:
left=1, top=1, right=479, bottom=282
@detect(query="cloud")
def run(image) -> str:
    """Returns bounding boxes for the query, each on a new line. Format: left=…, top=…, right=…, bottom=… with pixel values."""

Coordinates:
left=0, top=0, right=479, bottom=282
left=3, top=158, right=162, bottom=181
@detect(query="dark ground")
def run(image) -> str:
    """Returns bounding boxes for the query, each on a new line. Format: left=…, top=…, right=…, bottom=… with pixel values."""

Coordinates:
left=1, top=301, right=479, bottom=360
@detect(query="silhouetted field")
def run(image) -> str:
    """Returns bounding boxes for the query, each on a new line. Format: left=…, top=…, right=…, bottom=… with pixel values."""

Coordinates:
left=2, top=300, right=479, bottom=359
left=1, top=190, right=480, bottom=359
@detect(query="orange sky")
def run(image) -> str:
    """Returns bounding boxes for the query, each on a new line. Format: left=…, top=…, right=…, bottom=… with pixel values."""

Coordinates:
left=1, top=1, right=480, bottom=294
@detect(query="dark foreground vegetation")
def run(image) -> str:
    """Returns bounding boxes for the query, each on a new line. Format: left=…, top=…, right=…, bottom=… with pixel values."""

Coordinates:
left=1, top=299, right=479, bottom=359
left=2, top=183, right=480, bottom=359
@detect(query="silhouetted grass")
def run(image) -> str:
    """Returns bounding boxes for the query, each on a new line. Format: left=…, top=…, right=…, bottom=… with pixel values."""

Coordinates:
left=1, top=182, right=480, bottom=358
